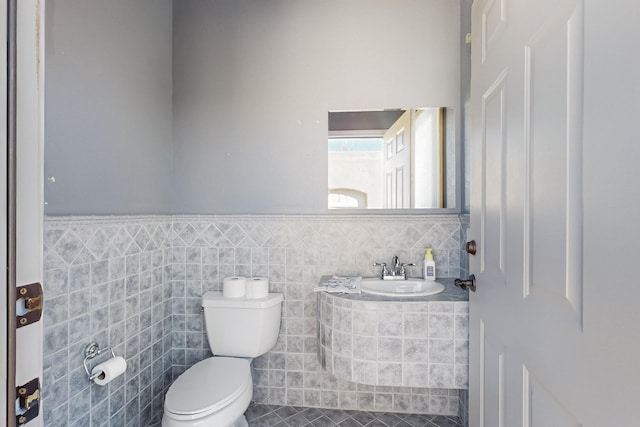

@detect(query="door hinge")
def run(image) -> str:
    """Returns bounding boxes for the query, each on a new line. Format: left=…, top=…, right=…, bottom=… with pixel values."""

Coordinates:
left=16, top=282, right=43, bottom=328
left=16, top=378, right=40, bottom=425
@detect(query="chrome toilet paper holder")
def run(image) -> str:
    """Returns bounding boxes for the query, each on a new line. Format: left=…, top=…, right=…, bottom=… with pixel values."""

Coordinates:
left=83, top=342, right=116, bottom=381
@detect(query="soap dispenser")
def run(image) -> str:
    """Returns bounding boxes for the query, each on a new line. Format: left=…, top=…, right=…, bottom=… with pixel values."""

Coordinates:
left=423, top=248, right=436, bottom=281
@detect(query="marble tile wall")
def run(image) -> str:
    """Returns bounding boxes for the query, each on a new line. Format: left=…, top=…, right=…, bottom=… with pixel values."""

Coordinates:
left=42, top=214, right=467, bottom=423
left=169, top=214, right=466, bottom=415
left=42, top=216, right=173, bottom=427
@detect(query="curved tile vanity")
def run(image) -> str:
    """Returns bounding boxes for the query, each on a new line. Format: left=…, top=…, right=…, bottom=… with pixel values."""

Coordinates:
left=317, top=279, right=468, bottom=390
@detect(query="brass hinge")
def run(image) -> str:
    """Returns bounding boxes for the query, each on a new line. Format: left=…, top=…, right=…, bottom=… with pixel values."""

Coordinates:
left=17, top=282, right=43, bottom=328
left=16, top=378, right=40, bottom=425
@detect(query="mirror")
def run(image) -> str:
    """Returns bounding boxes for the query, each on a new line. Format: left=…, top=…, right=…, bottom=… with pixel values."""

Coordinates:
left=328, top=108, right=456, bottom=210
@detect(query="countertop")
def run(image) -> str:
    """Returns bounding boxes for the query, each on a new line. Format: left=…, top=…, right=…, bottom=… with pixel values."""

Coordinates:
left=318, top=277, right=468, bottom=302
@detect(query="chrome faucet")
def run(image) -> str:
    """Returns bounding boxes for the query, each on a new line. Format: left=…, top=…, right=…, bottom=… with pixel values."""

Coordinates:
left=373, top=256, right=415, bottom=280
left=391, top=256, right=401, bottom=276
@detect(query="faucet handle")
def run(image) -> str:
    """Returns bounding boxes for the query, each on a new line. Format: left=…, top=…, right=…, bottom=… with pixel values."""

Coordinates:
left=373, top=262, right=388, bottom=279
left=400, top=262, right=415, bottom=279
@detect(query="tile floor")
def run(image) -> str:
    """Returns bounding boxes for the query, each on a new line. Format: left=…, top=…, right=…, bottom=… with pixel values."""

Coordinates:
left=244, top=404, right=464, bottom=427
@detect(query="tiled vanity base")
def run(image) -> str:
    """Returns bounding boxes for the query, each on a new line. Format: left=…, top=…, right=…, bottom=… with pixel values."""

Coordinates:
left=317, top=281, right=469, bottom=390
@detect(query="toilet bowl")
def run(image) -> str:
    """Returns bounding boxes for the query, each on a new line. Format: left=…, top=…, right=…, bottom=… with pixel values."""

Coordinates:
left=162, top=357, right=252, bottom=427
left=162, top=291, right=283, bottom=427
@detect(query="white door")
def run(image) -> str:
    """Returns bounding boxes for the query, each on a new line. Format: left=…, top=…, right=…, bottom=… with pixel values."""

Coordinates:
left=469, top=0, right=640, bottom=426
left=383, top=110, right=411, bottom=208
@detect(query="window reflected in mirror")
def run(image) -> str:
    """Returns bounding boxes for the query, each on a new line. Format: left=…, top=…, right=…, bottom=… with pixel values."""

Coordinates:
left=328, top=108, right=455, bottom=209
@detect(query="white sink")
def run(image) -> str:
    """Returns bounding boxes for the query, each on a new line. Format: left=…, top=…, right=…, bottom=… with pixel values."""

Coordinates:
left=360, top=278, right=445, bottom=297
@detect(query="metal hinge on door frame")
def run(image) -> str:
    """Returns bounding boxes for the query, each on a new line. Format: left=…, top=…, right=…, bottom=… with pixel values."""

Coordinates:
left=15, top=378, right=40, bottom=426
left=12, top=284, right=43, bottom=425
left=16, top=282, right=43, bottom=328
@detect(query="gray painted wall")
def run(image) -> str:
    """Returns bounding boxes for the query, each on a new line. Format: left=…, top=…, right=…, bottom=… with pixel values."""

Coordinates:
left=44, top=0, right=173, bottom=215
left=43, top=0, right=464, bottom=215
left=172, top=0, right=461, bottom=214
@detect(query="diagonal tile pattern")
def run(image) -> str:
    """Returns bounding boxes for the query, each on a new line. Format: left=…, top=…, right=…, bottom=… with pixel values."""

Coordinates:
left=43, top=214, right=469, bottom=426
left=244, top=404, right=464, bottom=427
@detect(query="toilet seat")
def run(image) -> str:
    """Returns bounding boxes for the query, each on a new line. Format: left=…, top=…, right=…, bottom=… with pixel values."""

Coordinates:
left=164, top=357, right=252, bottom=420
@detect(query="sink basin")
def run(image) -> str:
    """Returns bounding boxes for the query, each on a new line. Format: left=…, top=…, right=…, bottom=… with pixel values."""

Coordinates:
left=360, top=278, right=445, bottom=297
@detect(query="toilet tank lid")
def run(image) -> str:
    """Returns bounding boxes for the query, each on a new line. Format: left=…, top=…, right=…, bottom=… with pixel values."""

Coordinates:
left=202, top=291, right=283, bottom=309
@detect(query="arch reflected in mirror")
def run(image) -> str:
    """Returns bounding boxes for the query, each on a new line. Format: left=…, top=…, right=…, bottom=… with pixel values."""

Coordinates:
left=328, top=108, right=456, bottom=210
left=328, top=188, right=368, bottom=209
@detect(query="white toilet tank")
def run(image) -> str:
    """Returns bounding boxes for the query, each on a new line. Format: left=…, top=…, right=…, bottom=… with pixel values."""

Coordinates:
left=202, top=292, right=283, bottom=357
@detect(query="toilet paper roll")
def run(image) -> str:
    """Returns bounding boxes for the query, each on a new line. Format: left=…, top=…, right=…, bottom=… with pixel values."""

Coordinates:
left=245, top=277, right=269, bottom=298
left=91, top=356, right=127, bottom=386
left=223, top=276, right=246, bottom=298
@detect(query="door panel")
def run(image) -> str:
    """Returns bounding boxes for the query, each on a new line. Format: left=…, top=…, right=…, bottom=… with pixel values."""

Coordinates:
left=479, top=321, right=505, bottom=427
left=481, top=0, right=507, bottom=64
left=480, top=71, right=507, bottom=284
left=470, top=0, right=640, bottom=426
left=523, top=368, right=582, bottom=427
left=396, top=166, right=405, bottom=207
left=524, top=1, right=584, bottom=323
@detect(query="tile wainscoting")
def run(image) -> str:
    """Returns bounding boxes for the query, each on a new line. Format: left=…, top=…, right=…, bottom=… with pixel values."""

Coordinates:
left=43, top=216, right=173, bottom=427
left=43, top=214, right=469, bottom=425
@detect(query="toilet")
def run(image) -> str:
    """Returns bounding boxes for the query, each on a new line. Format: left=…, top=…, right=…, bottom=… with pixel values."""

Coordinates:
left=162, top=291, right=283, bottom=427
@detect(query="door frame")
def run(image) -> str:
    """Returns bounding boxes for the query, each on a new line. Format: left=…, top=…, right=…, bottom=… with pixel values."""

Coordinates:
left=6, top=0, right=45, bottom=426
